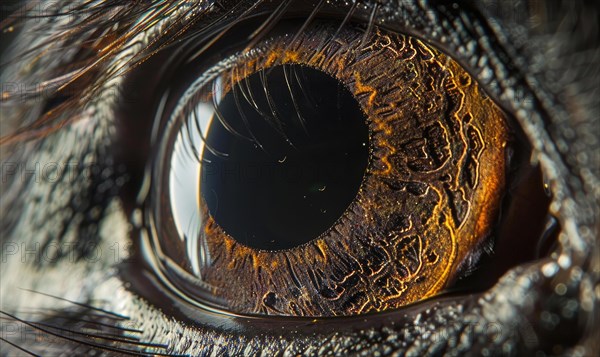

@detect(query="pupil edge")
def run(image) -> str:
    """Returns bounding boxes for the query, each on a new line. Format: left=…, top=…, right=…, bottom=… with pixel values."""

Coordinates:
left=199, top=64, right=370, bottom=251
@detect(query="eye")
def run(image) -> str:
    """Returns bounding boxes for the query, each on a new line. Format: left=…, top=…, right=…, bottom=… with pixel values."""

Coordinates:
left=139, top=19, right=513, bottom=317
left=3, top=1, right=594, bottom=355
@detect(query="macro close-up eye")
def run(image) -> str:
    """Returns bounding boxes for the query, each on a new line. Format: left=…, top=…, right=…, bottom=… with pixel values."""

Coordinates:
left=0, top=1, right=598, bottom=356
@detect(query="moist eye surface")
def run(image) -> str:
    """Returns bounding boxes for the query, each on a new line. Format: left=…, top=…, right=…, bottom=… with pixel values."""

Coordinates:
left=149, top=21, right=511, bottom=317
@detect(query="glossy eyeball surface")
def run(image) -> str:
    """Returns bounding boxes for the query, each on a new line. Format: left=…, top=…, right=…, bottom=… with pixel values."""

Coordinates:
left=147, top=22, right=510, bottom=316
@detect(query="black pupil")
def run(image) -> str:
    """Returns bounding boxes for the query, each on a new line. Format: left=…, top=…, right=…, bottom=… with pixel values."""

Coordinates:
left=201, top=65, right=369, bottom=250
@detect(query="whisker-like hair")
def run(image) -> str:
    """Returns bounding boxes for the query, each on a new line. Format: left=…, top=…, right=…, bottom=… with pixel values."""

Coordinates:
left=18, top=288, right=130, bottom=320
left=231, top=74, right=267, bottom=153
left=361, top=3, right=379, bottom=48
left=285, top=0, right=325, bottom=54
left=293, top=65, right=319, bottom=112
left=211, top=80, right=253, bottom=142
left=0, top=70, right=81, bottom=105
left=1, top=0, right=260, bottom=146
left=190, top=98, right=230, bottom=159
left=282, top=64, right=310, bottom=136
left=12, top=309, right=144, bottom=333
left=0, top=336, right=41, bottom=357
left=186, top=0, right=266, bottom=64
left=19, top=310, right=129, bottom=326
left=1, top=2, right=150, bottom=143
left=29, top=320, right=167, bottom=349
left=264, top=0, right=326, bottom=71
left=105, top=2, right=207, bottom=80
left=246, top=0, right=293, bottom=50
left=238, top=66, right=285, bottom=150
left=258, top=68, right=290, bottom=142
left=309, top=0, right=358, bottom=63
left=238, top=69, right=267, bottom=119
left=183, top=106, right=203, bottom=164
left=0, top=108, right=84, bottom=145
left=0, top=310, right=179, bottom=356
left=2, top=2, right=121, bottom=68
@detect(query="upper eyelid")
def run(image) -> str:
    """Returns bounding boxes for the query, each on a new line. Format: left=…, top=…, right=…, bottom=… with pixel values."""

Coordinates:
left=1, top=2, right=480, bottom=121
left=11, top=2, right=508, bottom=114
left=0, top=1, right=567, bottom=134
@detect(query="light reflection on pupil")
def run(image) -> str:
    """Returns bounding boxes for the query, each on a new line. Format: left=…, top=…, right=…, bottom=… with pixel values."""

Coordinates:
left=201, top=65, right=369, bottom=250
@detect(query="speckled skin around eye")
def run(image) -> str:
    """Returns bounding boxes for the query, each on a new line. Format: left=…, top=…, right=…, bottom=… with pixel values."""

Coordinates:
left=159, top=24, right=509, bottom=317
left=0, top=0, right=597, bottom=356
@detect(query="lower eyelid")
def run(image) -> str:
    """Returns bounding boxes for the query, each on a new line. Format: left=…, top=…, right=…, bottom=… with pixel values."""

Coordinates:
left=122, top=257, right=477, bottom=340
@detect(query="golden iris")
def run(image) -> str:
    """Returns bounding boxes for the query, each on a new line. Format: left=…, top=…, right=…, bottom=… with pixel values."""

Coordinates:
left=157, top=22, right=509, bottom=316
